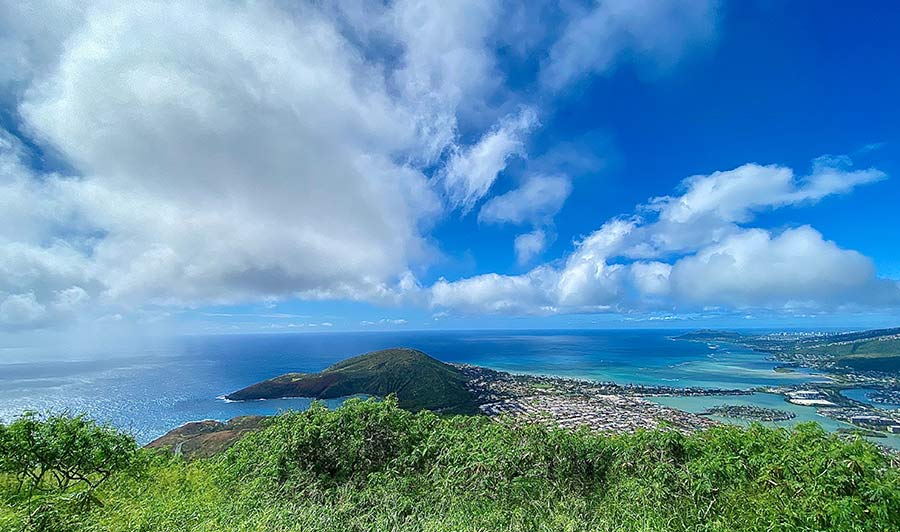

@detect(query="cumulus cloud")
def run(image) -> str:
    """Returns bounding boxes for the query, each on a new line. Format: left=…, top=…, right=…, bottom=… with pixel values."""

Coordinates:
left=8, top=0, right=840, bottom=333
left=541, top=0, right=720, bottom=90
left=478, top=174, right=572, bottom=225
left=669, top=226, right=895, bottom=308
left=477, top=172, right=572, bottom=267
left=647, top=158, right=885, bottom=226
left=514, top=230, right=548, bottom=265
left=431, top=268, right=560, bottom=315
left=430, top=156, right=899, bottom=315
left=629, top=261, right=672, bottom=298
left=0, top=292, right=46, bottom=328
left=390, top=0, right=504, bottom=156
left=620, top=158, right=886, bottom=259
left=0, top=1, right=555, bottom=333
left=0, top=1, right=87, bottom=94
left=3, top=0, right=478, bottom=330
left=441, top=107, right=538, bottom=212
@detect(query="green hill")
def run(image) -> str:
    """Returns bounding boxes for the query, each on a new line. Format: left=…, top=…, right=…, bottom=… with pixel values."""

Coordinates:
left=768, top=328, right=900, bottom=373
left=675, top=330, right=746, bottom=342
left=678, top=327, right=900, bottom=374
left=225, top=348, right=478, bottom=414
left=145, top=416, right=269, bottom=459
left=4, top=399, right=899, bottom=531
left=797, top=336, right=900, bottom=372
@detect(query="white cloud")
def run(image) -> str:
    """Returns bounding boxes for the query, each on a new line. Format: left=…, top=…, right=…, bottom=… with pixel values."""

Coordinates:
left=479, top=173, right=572, bottom=268
left=669, top=226, right=897, bottom=308
left=0, top=292, right=47, bottom=327
left=630, top=261, right=672, bottom=298
left=431, top=268, right=559, bottom=315
left=360, top=318, right=408, bottom=326
left=0, top=1, right=87, bottom=94
left=648, top=159, right=885, bottom=226
left=541, top=0, right=720, bottom=90
left=620, top=158, right=886, bottom=260
left=478, top=174, right=572, bottom=225
left=391, top=0, right=504, bottom=160
left=4, top=0, right=492, bottom=330
left=514, top=230, right=548, bottom=265
left=16, top=1, right=881, bottom=331
left=429, top=156, right=898, bottom=315
left=441, top=107, right=538, bottom=212
left=0, top=285, right=89, bottom=331
left=4, top=0, right=513, bottom=331
left=261, top=321, right=335, bottom=330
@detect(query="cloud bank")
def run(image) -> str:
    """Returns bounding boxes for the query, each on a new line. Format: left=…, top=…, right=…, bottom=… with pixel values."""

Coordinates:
left=1, top=0, right=894, bottom=333
left=431, top=157, right=898, bottom=315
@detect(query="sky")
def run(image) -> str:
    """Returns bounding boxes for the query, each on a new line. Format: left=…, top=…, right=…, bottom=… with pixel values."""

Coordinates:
left=1, top=0, right=899, bottom=342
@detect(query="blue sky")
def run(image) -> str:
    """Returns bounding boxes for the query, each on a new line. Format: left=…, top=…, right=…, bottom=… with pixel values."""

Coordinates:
left=1, top=1, right=899, bottom=340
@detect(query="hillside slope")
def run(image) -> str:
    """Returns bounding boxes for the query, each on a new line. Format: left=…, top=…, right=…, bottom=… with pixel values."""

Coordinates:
left=5, top=399, right=898, bottom=532
left=225, top=348, right=478, bottom=413
left=145, top=415, right=268, bottom=459
left=677, top=327, right=900, bottom=374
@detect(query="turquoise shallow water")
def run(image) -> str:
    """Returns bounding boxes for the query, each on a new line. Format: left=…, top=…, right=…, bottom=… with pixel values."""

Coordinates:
left=0, top=330, right=880, bottom=444
left=652, top=393, right=900, bottom=449
left=840, top=388, right=900, bottom=410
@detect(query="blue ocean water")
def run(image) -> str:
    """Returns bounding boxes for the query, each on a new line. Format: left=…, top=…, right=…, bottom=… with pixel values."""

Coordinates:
left=0, top=330, right=827, bottom=444
left=840, top=388, right=900, bottom=410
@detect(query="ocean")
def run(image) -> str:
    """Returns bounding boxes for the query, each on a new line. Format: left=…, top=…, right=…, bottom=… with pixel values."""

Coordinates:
left=1, top=329, right=895, bottom=447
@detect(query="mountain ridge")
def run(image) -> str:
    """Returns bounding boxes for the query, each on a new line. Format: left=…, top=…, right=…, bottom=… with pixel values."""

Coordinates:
left=225, top=347, right=479, bottom=414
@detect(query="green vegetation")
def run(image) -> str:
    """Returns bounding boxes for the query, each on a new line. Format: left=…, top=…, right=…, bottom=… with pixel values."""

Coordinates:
left=0, top=411, right=141, bottom=531
left=678, top=327, right=900, bottom=375
left=675, top=330, right=745, bottom=342
left=226, top=348, right=479, bottom=413
left=145, top=415, right=269, bottom=460
left=773, top=366, right=796, bottom=373
left=3, top=399, right=900, bottom=531
left=837, top=427, right=888, bottom=439
left=805, top=337, right=900, bottom=372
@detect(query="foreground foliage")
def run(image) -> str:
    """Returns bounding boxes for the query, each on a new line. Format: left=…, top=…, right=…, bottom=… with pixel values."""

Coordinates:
left=0, top=412, right=141, bottom=531
left=2, top=398, right=899, bottom=531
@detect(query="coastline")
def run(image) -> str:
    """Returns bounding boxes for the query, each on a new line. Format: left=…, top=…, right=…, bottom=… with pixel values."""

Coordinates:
left=5, top=330, right=898, bottom=447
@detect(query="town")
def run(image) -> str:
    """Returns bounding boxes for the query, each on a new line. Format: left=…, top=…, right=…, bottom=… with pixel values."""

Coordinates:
left=457, top=364, right=900, bottom=439
left=455, top=364, right=736, bottom=433
left=763, top=386, right=900, bottom=435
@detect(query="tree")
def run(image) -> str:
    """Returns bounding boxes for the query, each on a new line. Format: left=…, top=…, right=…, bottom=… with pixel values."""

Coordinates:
left=0, top=411, right=139, bottom=496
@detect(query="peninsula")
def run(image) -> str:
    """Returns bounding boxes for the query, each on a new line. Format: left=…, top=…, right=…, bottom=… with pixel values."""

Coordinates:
left=159, top=341, right=900, bottom=460
left=226, top=348, right=479, bottom=414
left=214, top=347, right=750, bottom=457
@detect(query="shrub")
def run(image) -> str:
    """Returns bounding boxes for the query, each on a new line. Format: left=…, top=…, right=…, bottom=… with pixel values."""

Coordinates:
left=3, top=402, right=900, bottom=531
left=0, top=411, right=140, bottom=496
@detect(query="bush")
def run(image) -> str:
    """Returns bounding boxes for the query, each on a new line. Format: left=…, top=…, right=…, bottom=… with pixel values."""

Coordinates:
left=0, top=411, right=140, bottom=496
left=224, top=397, right=433, bottom=492
left=2, top=401, right=899, bottom=531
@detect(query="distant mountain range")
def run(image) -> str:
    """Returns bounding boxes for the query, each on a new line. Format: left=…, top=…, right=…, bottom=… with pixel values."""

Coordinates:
left=226, top=348, right=479, bottom=414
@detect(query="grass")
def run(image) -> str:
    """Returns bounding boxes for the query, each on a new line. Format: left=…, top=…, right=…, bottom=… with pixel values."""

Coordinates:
left=3, top=397, right=899, bottom=531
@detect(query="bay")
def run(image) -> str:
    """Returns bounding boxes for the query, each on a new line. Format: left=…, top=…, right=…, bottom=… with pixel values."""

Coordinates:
left=0, top=329, right=866, bottom=444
